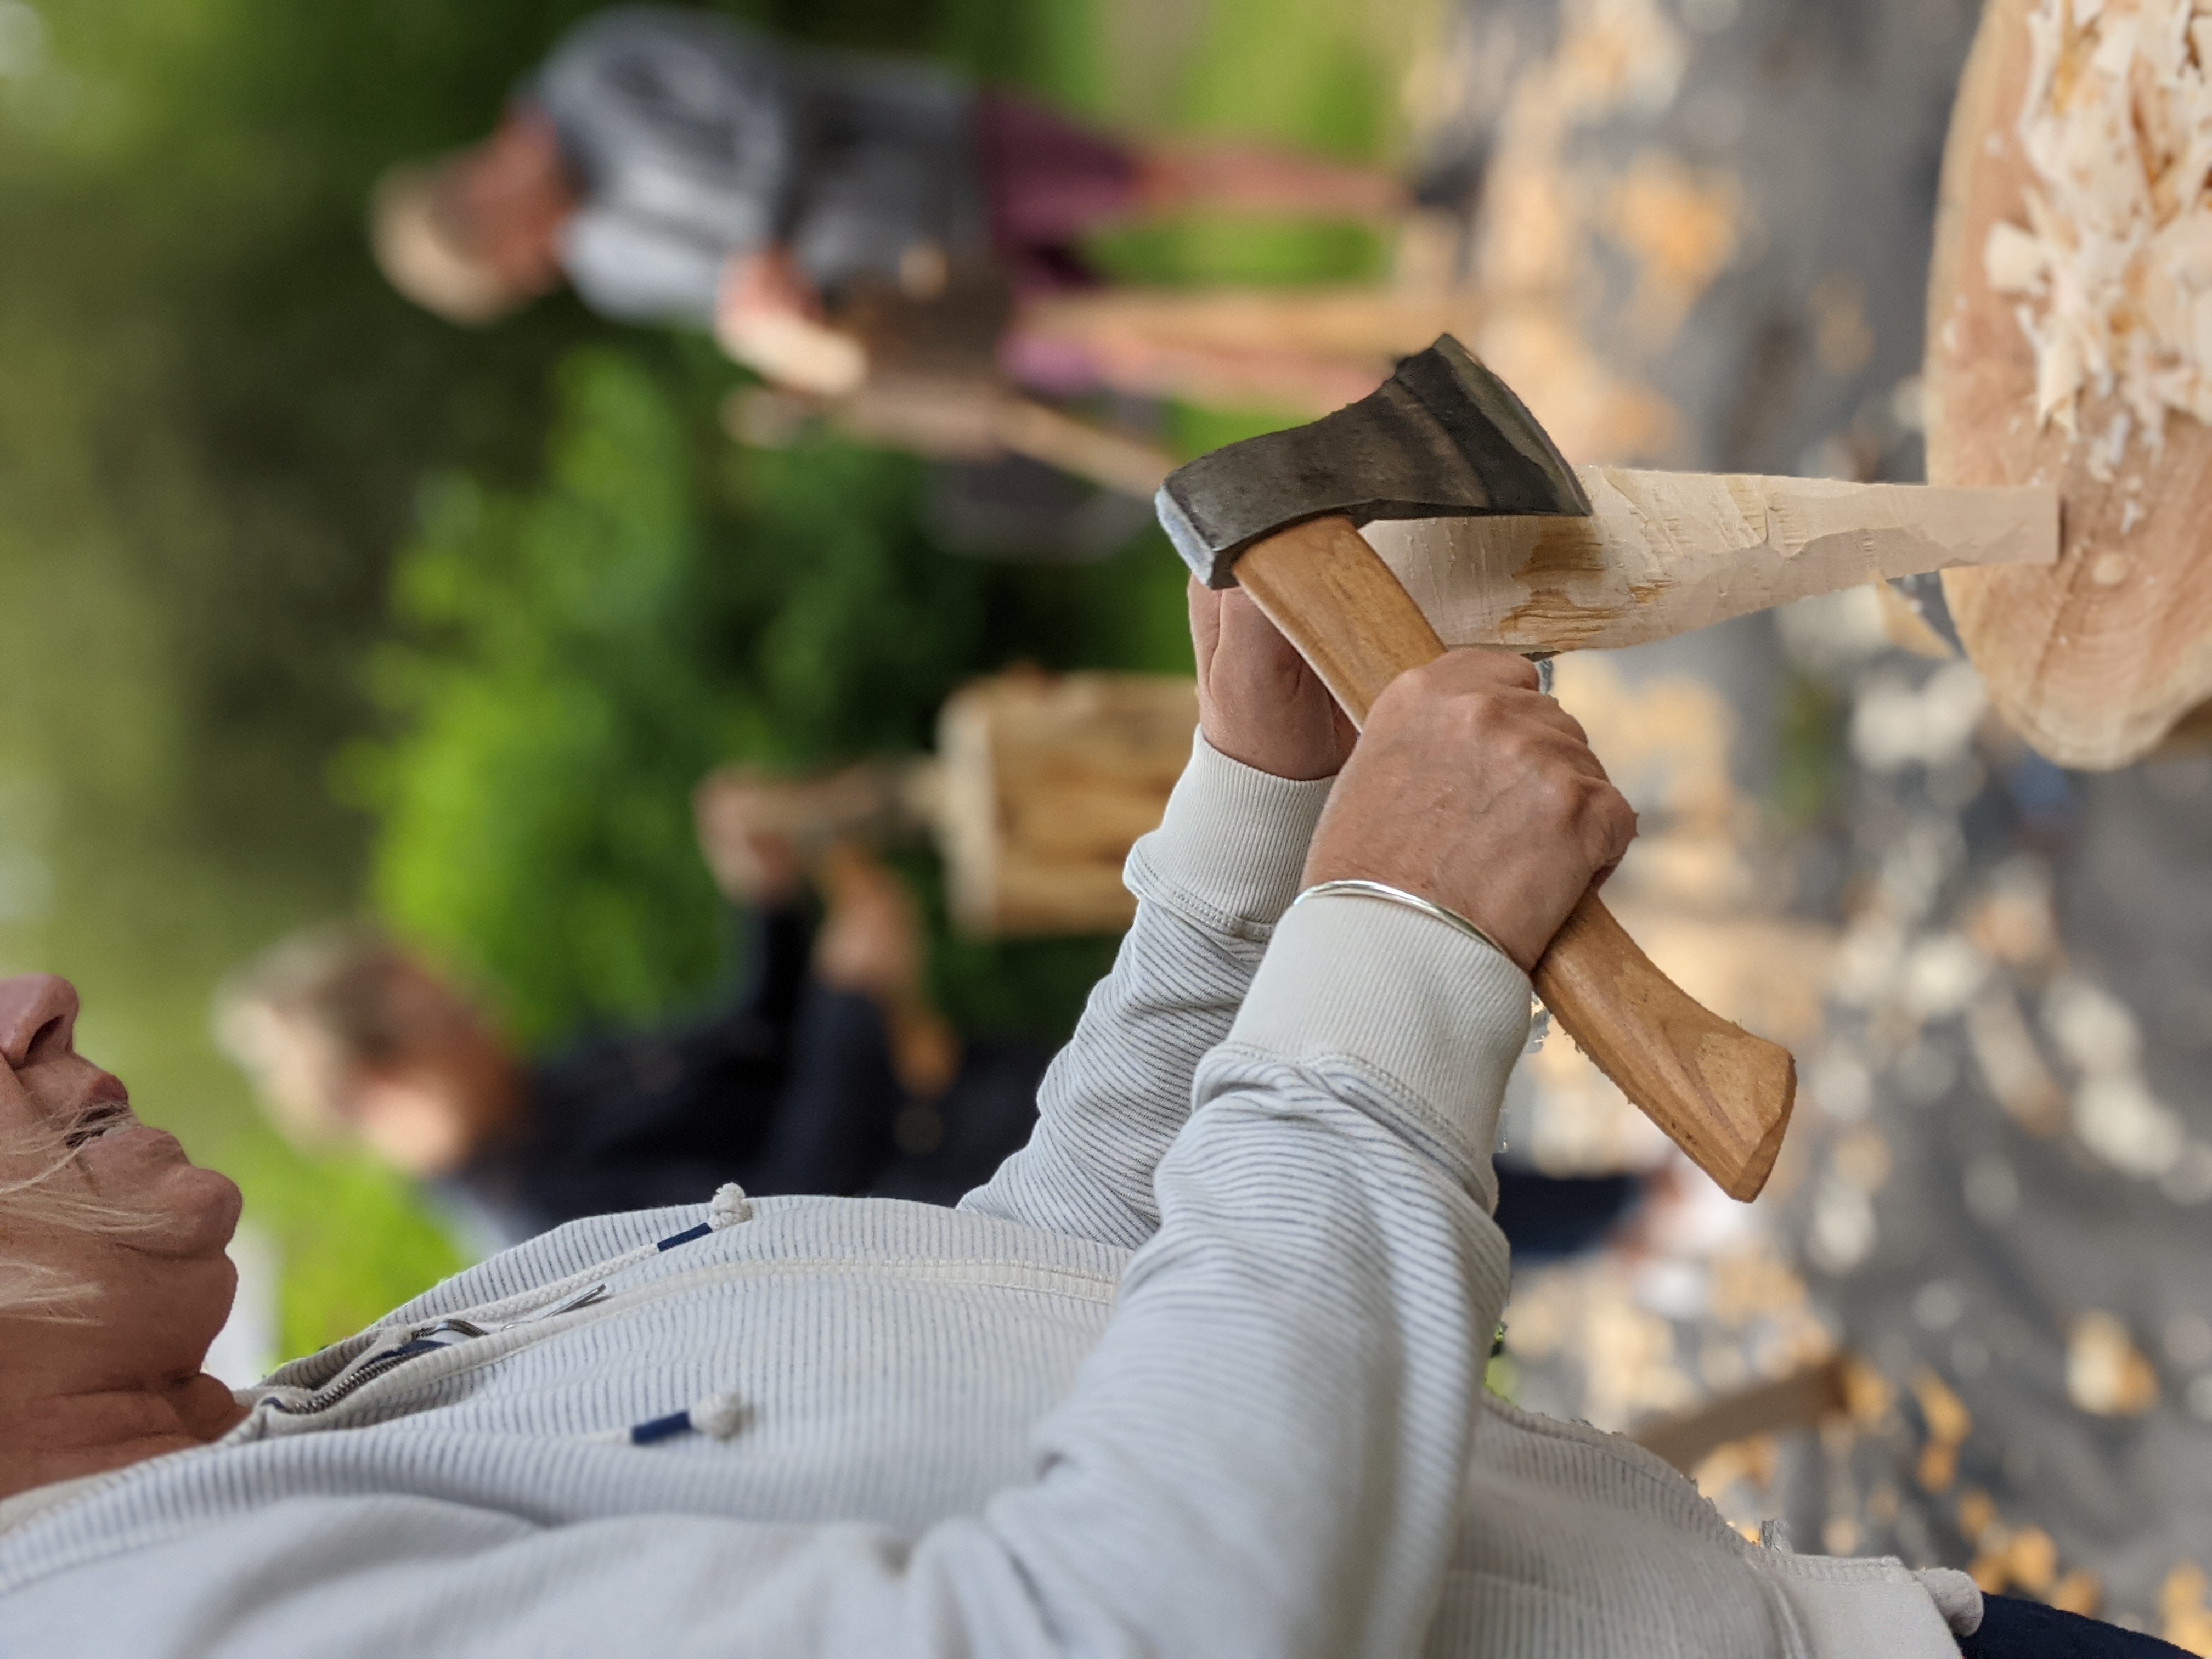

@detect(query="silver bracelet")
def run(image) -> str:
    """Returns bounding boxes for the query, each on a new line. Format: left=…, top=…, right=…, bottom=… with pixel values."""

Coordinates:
left=1291, top=878, right=1509, bottom=960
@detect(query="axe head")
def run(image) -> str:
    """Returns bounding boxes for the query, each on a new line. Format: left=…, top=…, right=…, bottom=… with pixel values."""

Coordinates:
left=1156, top=335, right=1593, bottom=588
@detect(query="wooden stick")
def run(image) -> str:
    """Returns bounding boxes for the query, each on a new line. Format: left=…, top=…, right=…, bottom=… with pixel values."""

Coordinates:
left=817, top=375, right=1177, bottom=500
left=1234, top=515, right=1796, bottom=1203
left=1013, top=285, right=1488, bottom=419
left=1362, top=466, right=2057, bottom=653
left=990, top=398, right=1175, bottom=500
left=1633, top=1356, right=1853, bottom=1474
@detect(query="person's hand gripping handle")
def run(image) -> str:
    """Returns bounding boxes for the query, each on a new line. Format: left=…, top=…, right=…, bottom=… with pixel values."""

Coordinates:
left=1234, top=516, right=1796, bottom=1203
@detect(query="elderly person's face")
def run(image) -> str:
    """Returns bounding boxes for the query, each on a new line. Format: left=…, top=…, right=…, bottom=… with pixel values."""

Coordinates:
left=0, top=974, right=242, bottom=1274
left=0, top=974, right=245, bottom=1496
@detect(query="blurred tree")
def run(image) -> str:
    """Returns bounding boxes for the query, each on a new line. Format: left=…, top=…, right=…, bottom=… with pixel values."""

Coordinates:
left=345, top=343, right=1178, bottom=1047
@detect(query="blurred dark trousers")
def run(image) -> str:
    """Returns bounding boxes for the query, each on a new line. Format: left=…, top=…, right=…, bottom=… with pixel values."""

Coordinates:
left=1960, top=1596, right=2193, bottom=1657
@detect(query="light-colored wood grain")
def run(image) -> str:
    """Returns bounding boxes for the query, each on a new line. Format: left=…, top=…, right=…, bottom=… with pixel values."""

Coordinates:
left=1234, top=515, right=1796, bottom=1202
left=1361, top=465, right=2057, bottom=653
left=1015, top=285, right=1487, bottom=419
left=933, top=671, right=1199, bottom=938
left=1927, top=0, right=2212, bottom=769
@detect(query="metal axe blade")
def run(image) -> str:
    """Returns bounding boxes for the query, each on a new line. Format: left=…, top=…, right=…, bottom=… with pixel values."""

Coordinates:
left=1155, top=336, right=1595, bottom=589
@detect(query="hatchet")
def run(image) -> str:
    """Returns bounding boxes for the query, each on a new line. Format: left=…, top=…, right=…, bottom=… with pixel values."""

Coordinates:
left=1158, top=335, right=2056, bottom=1201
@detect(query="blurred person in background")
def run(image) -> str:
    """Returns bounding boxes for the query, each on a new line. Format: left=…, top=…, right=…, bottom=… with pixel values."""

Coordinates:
left=217, top=780, right=1043, bottom=1251
left=369, top=6, right=1407, bottom=408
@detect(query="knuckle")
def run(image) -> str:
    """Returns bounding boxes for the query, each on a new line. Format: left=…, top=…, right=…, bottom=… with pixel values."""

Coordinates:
left=1528, top=767, right=1579, bottom=819
left=1372, top=670, right=1425, bottom=721
left=1462, top=690, right=1513, bottom=735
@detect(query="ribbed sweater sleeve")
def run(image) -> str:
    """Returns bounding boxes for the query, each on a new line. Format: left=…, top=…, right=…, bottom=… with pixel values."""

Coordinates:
left=959, top=730, right=1333, bottom=1249
left=1, top=895, right=1531, bottom=1658
left=928, top=897, right=1531, bottom=1655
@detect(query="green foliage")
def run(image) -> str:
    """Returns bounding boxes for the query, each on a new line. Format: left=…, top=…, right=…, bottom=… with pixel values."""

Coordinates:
left=344, top=346, right=1146, bottom=1048
left=1772, top=671, right=1849, bottom=830
left=720, top=439, right=995, bottom=769
left=223, top=1138, right=465, bottom=1358
left=344, top=351, right=731, bottom=1041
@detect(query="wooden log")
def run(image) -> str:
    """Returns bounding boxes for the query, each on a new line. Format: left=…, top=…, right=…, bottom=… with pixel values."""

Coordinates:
left=1360, top=465, right=2056, bottom=654
left=727, top=377, right=1175, bottom=500
left=1927, top=0, right=2212, bottom=769
left=933, top=670, right=1199, bottom=939
left=698, top=672, right=1198, bottom=941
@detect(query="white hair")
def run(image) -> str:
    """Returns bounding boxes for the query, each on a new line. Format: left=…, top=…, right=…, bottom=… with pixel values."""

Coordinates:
left=0, top=1121, right=165, bottom=1323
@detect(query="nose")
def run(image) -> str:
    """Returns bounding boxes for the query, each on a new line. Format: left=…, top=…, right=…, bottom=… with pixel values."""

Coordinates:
left=0, top=975, right=80, bottom=1069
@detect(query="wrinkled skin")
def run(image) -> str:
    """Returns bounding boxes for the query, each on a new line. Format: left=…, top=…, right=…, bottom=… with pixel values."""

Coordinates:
left=1190, top=580, right=1359, bottom=783
left=1304, top=650, right=1637, bottom=973
left=0, top=976, right=246, bottom=1503
left=1193, top=580, right=1636, bottom=971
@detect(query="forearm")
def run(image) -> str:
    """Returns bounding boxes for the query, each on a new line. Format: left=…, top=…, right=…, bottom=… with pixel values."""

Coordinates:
left=959, top=732, right=1332, bottom=1249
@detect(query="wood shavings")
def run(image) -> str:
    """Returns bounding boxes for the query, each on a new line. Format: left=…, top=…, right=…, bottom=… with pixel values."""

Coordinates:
left=1988, top=0, right=2212, bottom=453
left=1605, top=153, right=1745, bottom=341
left=2040, top=974, right=2206, bottom=1178
left=1959, top=1487, right=1999, bottom=1544
left=1690, top=1432, right=1779, bottom=1511
left=1462, top=307, right=1680, bottom=461
left=1460, top=0, right=1708, bottom=459
left=1914, top=1364, right=1975, bottom=1447
left=2066, top=1309, right=2162, bottom=1415
left=1500, top=1256, right=1702, bottom=1429
left=1555, top=0, right=1688, bottom=120
left=1972, top=1523, right=2064, bottom=1595
left=2160, top=1564, right=2212, bottom=1653
left=2051, top=1571, right=2105, bottom=1617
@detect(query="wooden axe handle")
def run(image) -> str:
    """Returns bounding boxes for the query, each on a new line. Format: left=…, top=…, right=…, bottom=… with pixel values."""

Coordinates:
left=1234, top=515, right=1795, bottom=1202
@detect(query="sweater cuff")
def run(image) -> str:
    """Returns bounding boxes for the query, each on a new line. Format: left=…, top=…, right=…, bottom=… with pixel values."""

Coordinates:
left=1123, top=731, right=1336, bottom=941
left=1226, top=891, right=1532, bottom=1205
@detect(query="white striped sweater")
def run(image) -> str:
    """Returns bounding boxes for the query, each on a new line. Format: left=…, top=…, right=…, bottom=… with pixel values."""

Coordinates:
left=0, top=737, right=1966, bottom=1657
